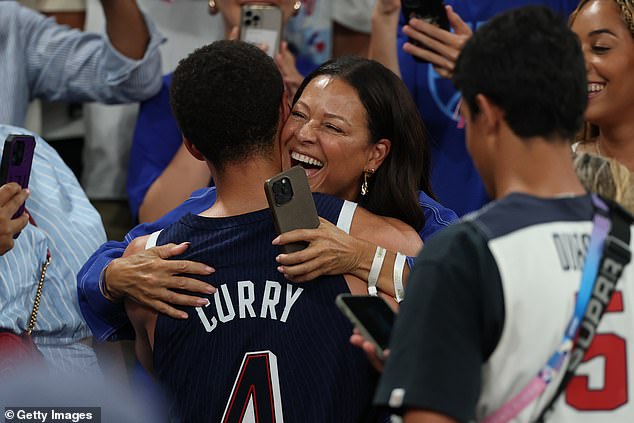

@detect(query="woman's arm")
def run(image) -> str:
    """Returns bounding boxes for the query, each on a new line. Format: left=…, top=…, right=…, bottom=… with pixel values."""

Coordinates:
left=274, top=209, right=422, bottom=298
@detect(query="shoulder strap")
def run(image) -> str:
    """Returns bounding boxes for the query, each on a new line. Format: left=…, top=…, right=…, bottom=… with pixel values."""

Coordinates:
left=536, top=198, right=633, bottom=422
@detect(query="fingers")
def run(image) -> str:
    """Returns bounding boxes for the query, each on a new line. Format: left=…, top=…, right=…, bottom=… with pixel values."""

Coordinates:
left=272, top=228, right=316, bottom=246
left=228, top=26, right=239, bottom=41
left=403, top=40, right=455, bottom=75
left=146, top=299, right=189, bottom=320
left=403, top=23, right=460, bottom=61
left=170, top=275, right=216, bottom=295
left=445, top=5, right=472, bottom=36
left=0, top=183, right=29, bottom=216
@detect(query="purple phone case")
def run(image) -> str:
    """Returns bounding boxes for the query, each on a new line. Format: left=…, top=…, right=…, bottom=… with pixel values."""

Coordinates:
left=0, top=134, right=36, bottom=236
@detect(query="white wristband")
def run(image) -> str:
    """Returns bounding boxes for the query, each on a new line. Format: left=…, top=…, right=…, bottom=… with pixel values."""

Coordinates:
left=368, top=246, right=386, bottom=296
left=393, top=252, right=406, bottom=303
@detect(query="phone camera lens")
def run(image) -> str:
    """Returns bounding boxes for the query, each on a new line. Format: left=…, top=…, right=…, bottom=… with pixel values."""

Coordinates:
left=245, top=10, right=252, bottom=16
left=253, top=15, right=260, bottom=21
left=244, top=19, right=252, bottom=26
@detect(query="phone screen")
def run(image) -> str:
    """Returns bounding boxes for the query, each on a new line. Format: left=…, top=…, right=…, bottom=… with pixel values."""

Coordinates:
left=336, top=294, right=395, bottom=350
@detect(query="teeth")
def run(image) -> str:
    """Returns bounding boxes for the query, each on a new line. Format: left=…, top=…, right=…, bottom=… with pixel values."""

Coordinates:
left=588, top=83, right=605, bottom=93
left=291, top=151, right=324, bottom=168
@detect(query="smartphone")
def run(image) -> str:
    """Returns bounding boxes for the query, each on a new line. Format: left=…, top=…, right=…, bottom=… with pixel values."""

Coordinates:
left=264, top=166, right=319, bottom=254
left=336, top=294, right=396, bottom=360
left=239, top=5, right=283, bottom=58
left=0, top=134, right=36, bottom=234
left=402, top=0, right=450, bottom=63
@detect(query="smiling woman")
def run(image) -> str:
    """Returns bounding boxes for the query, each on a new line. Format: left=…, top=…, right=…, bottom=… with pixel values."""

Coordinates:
left=570, top=0, right=634, bottom=170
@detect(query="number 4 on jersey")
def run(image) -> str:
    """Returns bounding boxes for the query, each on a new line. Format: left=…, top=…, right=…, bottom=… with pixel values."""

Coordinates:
left=222, top=351, right=284, bottom=423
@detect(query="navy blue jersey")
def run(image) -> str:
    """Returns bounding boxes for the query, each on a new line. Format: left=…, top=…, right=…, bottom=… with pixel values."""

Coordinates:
left=153, top=193, right=376, bottom=422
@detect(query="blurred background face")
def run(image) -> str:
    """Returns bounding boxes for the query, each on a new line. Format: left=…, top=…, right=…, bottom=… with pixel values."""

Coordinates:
left=571, top=0, right=634, bottom=127
left=216, top=0, right=297, bottom=29
left=280, top=76, right=378, bottom=201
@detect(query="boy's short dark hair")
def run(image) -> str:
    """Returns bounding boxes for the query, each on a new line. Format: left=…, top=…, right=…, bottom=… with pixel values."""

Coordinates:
left=170, top=40, right=284, bottom=170
left=452, top=6, right=587, bottom=141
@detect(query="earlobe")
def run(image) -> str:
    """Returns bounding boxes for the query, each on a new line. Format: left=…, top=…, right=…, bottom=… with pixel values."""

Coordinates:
left=368, top=139, right=392, bottom=170
left=183, top=137, right=206, bottom=161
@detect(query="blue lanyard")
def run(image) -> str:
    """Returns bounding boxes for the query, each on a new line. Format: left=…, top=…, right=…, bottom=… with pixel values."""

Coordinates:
left=543, top=194, right=610, bottom=377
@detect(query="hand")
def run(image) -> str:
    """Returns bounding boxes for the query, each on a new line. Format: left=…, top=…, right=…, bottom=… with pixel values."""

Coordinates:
left=104, top=242, right=216, bottom=319
left=402, top=5, right=472, bottom=79
left=273, top=217, right=368, bottom=282
left=275, top=41, right=304, bottom=101
left=375, top=0, right=401, bottom=15
left=0, top=183, right=30, bottom=255
left=350, top=328, right=389, bottom=372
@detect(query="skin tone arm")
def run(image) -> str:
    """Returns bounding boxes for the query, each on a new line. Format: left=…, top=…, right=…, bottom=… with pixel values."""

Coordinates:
left=274, top=207, right=423, bottom=297
left=138, top=143, right=211, bottom=223
left=369, top=0, right=402, bottom=76
left=369, top=1, right=471, bottom=79
left=0, top=183, right=30, bottom=255
left=101, top=0, right=151, bottom=60
left=123, top=235, right=158, bottom=374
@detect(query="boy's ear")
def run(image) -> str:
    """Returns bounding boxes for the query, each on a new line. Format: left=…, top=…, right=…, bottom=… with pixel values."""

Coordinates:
left=183, top=137, right=205, bottom=161
left=476, top=94, right=504, bottom=137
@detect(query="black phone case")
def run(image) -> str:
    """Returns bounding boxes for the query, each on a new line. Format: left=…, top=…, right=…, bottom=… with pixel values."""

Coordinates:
left=402, top=0, right=450, bottom=63
left=264, top=166, right=319, bottom=254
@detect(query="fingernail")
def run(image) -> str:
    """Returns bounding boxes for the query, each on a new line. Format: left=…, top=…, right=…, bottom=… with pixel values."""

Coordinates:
left=204, top=266, right=214, bottom=273
left=206, top=285, right=216, bottom=294
left=276, top=255, right=281, bottom=263
left=277, top=266, right=284, bottom=273
left=272, top=236, right=280, bottom=245
left=179, top=312, right=189, bottom=319
left=197, top=298, right=210, bottom=306
left=180, top=242, right=191, bottom=248
left=24, top=188, right=30, bottom=195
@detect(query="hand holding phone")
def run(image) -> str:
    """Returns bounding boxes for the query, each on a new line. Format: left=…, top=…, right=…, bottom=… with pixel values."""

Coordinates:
left=0, top=134, right=36, bottom=239
left=336, top=294, right=396, bottom=360
left=402, top=0, right=450, bottom=63
left=265, top=166, right=319, bottom=254
left=239, top=5, right=284, bottom=58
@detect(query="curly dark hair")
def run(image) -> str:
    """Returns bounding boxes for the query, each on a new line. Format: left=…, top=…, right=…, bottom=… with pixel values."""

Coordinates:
left=170, top=40, right=284, bottom=171
left=453, top=6, right=587, bottom=142
left=292, top=56, right=432, bottom=231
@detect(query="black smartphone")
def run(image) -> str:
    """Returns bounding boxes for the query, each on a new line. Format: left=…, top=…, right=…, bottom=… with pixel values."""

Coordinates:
left=402, top=0, right=450, bottom=63
left=0, top=134, right=36, bottom=237
left=264, top=166, right=319, bottom=254
left=336, top=294, right=396, bottom=360
left=239, top=5, right=284, bottom=58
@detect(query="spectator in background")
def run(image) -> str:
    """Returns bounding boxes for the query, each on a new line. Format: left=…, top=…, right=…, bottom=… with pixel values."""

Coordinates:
left=373, top=6, right=634, bottom=422
left=570, top=0, right=634, bottom=171
left=0, top=0, right=162, bottom=127
left=369, top=0, right=578, bottom=216
left=0, top=125, right=107, bottom=374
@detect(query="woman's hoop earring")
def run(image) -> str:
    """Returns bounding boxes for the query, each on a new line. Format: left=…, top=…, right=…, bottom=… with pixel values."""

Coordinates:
left=208, top=0, right=219, bottom=15
left=361, top=168, right=375, bottom=196
left=292, top=0, right=302, bottom=16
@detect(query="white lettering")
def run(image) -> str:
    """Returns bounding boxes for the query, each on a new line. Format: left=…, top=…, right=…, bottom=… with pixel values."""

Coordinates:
left=280, top=285, right=303, bottom=322
left=237, top=280, right=256, bottom=318
left=215, top=284, right=236, bottom=323
left=260, top=280, right=282, bottom=320
left=196, top=300, right=217, bottom=332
